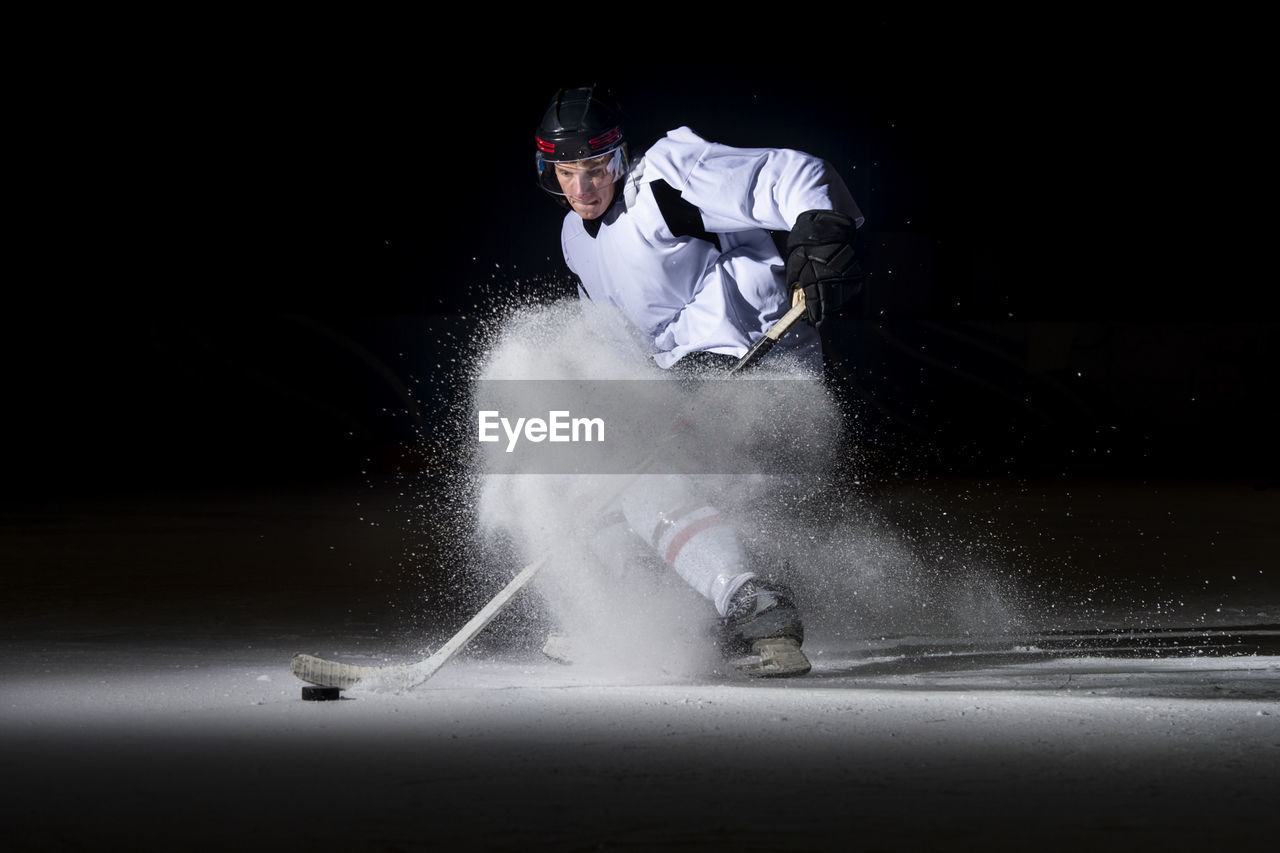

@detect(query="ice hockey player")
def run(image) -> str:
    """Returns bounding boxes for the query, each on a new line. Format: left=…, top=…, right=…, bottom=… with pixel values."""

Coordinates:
left=532, top=85, right=866, bottom=677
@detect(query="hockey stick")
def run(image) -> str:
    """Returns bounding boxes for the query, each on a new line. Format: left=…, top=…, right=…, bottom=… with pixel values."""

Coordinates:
left=291, top=290, right=810, bottom=691
left=291, top=554, right=550, bottom=690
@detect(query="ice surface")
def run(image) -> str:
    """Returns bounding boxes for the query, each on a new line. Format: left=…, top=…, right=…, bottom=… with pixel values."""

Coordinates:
left=2, top=628, right=1278, bottom=851
left=3, top=478, right=1279, bottom=850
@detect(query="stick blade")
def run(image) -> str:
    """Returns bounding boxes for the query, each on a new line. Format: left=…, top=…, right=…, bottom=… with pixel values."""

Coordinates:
left=291, top=652, right=381, bottom=689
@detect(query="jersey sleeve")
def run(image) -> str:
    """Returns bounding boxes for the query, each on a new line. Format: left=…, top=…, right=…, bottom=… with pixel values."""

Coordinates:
left=641, top=126, right=863, bottom=234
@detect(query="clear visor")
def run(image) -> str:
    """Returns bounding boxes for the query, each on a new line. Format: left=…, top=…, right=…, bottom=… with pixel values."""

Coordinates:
left=536, top=146, right=628, bottom=196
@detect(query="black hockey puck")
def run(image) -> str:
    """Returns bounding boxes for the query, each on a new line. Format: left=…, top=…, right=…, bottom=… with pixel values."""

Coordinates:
left=301, top=685, right=341, bottom=701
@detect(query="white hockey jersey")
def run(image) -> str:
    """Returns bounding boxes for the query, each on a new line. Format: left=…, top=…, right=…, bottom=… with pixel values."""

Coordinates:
left=560, top=126, right=863, bottom=371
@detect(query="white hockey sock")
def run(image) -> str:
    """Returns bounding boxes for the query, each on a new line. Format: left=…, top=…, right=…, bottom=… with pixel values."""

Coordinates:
left=651, top=506, right=756, bottom=616
left=586, top=514, right=653, bottom=581
left=617, top=474, right=755, bottom=616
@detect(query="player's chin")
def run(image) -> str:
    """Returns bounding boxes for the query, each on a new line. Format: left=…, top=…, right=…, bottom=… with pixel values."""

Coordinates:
left=570, top=199, right=602, bottom=219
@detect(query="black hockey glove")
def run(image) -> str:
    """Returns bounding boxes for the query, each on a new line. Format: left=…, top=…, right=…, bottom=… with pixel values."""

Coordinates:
left=785, top=209, right=865, bottom=326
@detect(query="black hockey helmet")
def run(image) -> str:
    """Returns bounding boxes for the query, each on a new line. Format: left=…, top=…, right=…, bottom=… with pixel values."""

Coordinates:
left=535, top=86, right=629, bottom=196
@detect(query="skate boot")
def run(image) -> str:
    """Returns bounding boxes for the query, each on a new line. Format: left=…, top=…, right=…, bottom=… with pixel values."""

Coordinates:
left=722, top=579, right=811, bottom=678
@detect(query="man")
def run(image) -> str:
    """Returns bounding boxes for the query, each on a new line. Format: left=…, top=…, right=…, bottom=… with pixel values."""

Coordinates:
left=530, top=85, right=866, bottom=677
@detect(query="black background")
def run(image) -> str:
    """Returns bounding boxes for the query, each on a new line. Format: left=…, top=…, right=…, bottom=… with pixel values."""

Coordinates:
left=5, top=18, right=1274, bottom=500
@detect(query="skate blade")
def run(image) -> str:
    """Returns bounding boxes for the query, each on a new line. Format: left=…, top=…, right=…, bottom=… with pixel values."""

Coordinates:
left=733, top=638, right=812, bottom=678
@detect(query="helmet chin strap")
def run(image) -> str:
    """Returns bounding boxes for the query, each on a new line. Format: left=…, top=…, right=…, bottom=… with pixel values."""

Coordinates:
left=621, top=154, right=645, bottom=209
left=604, top=143, right=629, bottom=181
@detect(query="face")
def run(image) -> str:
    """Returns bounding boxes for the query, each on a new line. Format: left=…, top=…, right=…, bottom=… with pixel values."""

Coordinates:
left=553, top=156, right=618, bottom=219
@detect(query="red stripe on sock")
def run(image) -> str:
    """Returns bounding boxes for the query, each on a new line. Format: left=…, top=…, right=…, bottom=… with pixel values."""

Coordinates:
left=664, top=513, right=727, bottom=565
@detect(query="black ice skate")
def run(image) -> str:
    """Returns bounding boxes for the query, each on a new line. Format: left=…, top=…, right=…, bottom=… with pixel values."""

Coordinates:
left=722, top=579, right=812, bottom=678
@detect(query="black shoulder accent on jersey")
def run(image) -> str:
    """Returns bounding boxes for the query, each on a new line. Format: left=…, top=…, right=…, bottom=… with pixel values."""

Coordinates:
left=650, top=179, right=721, bottom=252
